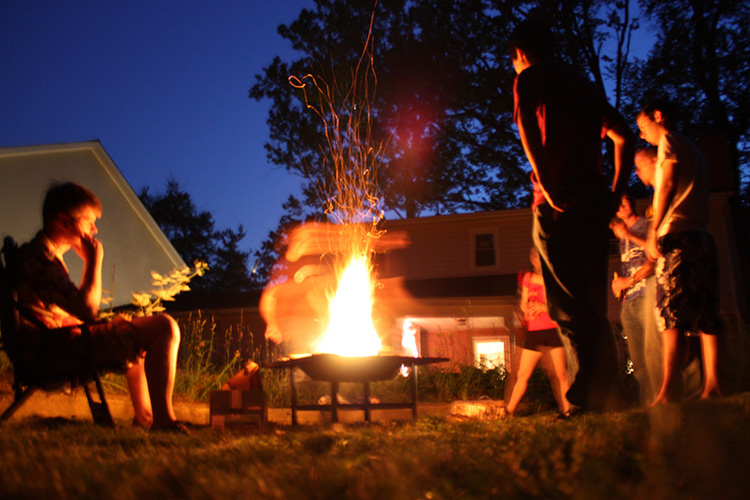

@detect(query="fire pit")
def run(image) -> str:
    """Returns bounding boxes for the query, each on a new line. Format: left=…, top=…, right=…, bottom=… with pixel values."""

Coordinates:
left=267, top=353, right=447, bottom=424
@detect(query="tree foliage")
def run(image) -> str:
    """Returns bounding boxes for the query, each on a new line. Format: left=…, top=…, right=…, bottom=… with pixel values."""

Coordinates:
left=250, top=0, right=649, bottom=224
left=139, top=179, right=259, bottom=292
left=248, top=0, right=748, bottom=287
left=250, top=0, right=528, bottom=220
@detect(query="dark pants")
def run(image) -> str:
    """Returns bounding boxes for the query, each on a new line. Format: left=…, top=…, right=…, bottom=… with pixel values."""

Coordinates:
left=533, top=189, right=626, bottom=411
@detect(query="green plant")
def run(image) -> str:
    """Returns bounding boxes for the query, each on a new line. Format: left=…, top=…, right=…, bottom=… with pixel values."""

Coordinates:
left=260, top=367, right=291, bottom=407
left=99, top=260, right=252, bottom=401
left=416, top=364, right=506, bottom=402
left=130, top=261, right=208, bottom=317
left=174, top=312, right=244, bottom=401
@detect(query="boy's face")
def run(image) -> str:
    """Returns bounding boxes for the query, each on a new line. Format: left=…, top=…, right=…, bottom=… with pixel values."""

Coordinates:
left=636, top=113, right=663, bottom=146
left=634, top=153, right=656, bottom=187
left=64, top=205, right=100, bottom=240
left=616, top=197, right=633, bottom=220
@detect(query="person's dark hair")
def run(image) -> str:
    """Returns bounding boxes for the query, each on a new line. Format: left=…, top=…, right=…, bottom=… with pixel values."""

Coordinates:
left=43, top=182, right=102, bottom=226
left=507, top=19, right=556, bottom=61
left=639, top=99, right=679, bottom=124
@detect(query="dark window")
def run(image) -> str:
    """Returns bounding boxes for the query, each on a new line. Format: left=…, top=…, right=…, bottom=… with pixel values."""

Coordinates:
left=475, top=234, right=496, bottom=266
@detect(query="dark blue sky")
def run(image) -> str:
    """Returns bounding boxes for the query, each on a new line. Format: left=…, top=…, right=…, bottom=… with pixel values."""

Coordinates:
left=1, top=1, right=658, bottom=256
left=1, top=0, right=314, bottom=254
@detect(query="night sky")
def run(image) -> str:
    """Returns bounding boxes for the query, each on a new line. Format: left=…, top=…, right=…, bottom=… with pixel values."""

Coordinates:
left=1, top=1, right=658, bottom=255
left=1, top=0, right=315, bottom=254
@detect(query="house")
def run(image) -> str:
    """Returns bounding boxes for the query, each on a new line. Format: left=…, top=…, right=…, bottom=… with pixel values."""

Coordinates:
left=168, top=187, right=746, bottom=375
left=376, top=189, right=746, bottom=372
left=0, top=141, right=185, bottom=307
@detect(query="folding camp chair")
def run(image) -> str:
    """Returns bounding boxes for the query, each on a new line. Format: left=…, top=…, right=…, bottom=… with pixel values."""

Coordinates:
left=1, top=236, right=121, bottom=427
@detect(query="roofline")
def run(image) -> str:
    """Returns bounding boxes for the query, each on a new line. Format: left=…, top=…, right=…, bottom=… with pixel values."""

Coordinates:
left=380, top=207, right=532, bottom=230
left=0, top=140, right=103, bottom=156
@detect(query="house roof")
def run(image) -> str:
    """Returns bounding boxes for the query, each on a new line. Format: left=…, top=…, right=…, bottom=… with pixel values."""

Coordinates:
left=0, top=141, right=185, bottom=307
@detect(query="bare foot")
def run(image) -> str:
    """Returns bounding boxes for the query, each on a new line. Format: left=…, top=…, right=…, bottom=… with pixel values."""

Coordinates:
left=648, top=395, right=673, bottom=407
left=700, top=387, right=721, bottom=399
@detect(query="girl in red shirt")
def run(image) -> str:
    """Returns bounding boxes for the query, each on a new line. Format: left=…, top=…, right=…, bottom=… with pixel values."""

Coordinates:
left=506, top=247, right=572, bottom=417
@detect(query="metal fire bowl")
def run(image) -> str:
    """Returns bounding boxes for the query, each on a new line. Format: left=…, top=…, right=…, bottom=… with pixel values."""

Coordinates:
left=267, top=353, right=448, bottom=383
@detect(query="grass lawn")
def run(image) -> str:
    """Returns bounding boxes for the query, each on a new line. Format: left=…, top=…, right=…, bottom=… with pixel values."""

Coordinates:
left=1, top=392, right=749, bottom=499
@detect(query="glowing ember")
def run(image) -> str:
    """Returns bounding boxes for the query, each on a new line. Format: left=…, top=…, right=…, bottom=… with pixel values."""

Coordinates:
left=314, top=254, right=381, bottom=357
left=261, top=13, right=397, bottom=359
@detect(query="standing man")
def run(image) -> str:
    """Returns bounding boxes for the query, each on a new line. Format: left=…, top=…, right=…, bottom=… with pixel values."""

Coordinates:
left=636, top=101, right=722, bottom=403
left=610, top=193, right=659, bottom=404
left=508, top=20, right=635, bottom=412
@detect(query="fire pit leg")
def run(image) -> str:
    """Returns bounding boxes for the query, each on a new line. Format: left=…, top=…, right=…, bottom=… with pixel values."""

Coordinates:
left=411, top=365, right=418, bottom=419
left=331, top=381, right=339, bottom=423
left=290, top=367, right=298, bottom=426
left=364, top=381, right=371, bottom=423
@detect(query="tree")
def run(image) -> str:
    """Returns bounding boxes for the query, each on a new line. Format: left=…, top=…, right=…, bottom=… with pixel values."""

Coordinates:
left=626, top=0, right=749, bottom=185
left=250, top=0, right=536, bottom=220
left=139, top=179, right=258, bottom=292
left=250, top=0, right=650, bottom=225
left=139, top=179, right=215, bottom=267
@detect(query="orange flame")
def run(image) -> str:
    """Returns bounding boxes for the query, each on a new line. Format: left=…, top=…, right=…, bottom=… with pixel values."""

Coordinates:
left=314, top=253, right=381, bottom=356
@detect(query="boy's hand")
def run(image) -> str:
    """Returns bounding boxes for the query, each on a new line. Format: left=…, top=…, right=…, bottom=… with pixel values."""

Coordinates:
left=73, top=231, right=103, bottom=264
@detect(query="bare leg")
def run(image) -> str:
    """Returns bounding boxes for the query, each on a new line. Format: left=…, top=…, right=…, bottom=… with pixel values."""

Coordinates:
left=539, top=352, right=560, bottom=406
left=130, top=314, right=180, bottom=428
left=506, top=348, right=543, bottom=416
left=126, top=356, right=153, bottom=427
left=699, top=332, right=721, bottom=399
left=650, top=328, right=687, bottom=406
left=547, top=346, right=571, bottom=414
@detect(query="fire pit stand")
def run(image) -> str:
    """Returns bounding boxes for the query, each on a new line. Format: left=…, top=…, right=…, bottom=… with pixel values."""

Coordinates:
left=267, top=354, right=448, bottom=425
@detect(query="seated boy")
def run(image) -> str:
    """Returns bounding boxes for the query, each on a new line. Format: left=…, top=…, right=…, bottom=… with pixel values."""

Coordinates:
left=16, top=182, right=183, bottom=431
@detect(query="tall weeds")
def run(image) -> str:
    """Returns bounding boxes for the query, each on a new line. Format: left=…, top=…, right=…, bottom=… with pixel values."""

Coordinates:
left=173, top=312, right=244, bottom=402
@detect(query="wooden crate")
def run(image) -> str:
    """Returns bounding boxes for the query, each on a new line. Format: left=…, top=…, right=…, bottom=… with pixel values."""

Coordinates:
left=209, top=389, right=266, bottom=430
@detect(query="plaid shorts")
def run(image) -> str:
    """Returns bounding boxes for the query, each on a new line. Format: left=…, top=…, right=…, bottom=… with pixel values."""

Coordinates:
left=655, top=231, right=722, bottom=335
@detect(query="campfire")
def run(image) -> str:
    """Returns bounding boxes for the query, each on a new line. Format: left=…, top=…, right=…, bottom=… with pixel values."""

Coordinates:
left=265, top=222, right=446, bottom=424
left=261, top=19, right=447, bottom=423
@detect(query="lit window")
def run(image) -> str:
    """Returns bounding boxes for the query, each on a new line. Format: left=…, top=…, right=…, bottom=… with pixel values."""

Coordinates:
left=474, top=339, right=505, bottom=370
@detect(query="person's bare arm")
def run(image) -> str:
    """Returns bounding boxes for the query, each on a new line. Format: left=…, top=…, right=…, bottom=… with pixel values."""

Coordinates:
left=647, top=158, right=677, bottom=260
left=72, top=233, right=103, bottom=320
left=514, top=78, right=565, bottom=212
left=520, top=279, right=531, bottom=319
left=631, top=259, right=655, bottom=283
left=517, top=112, right=564, bottom=212
left=610, top=219, right=648, bottom=248
left=605, top=121, right=635, bottom=201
